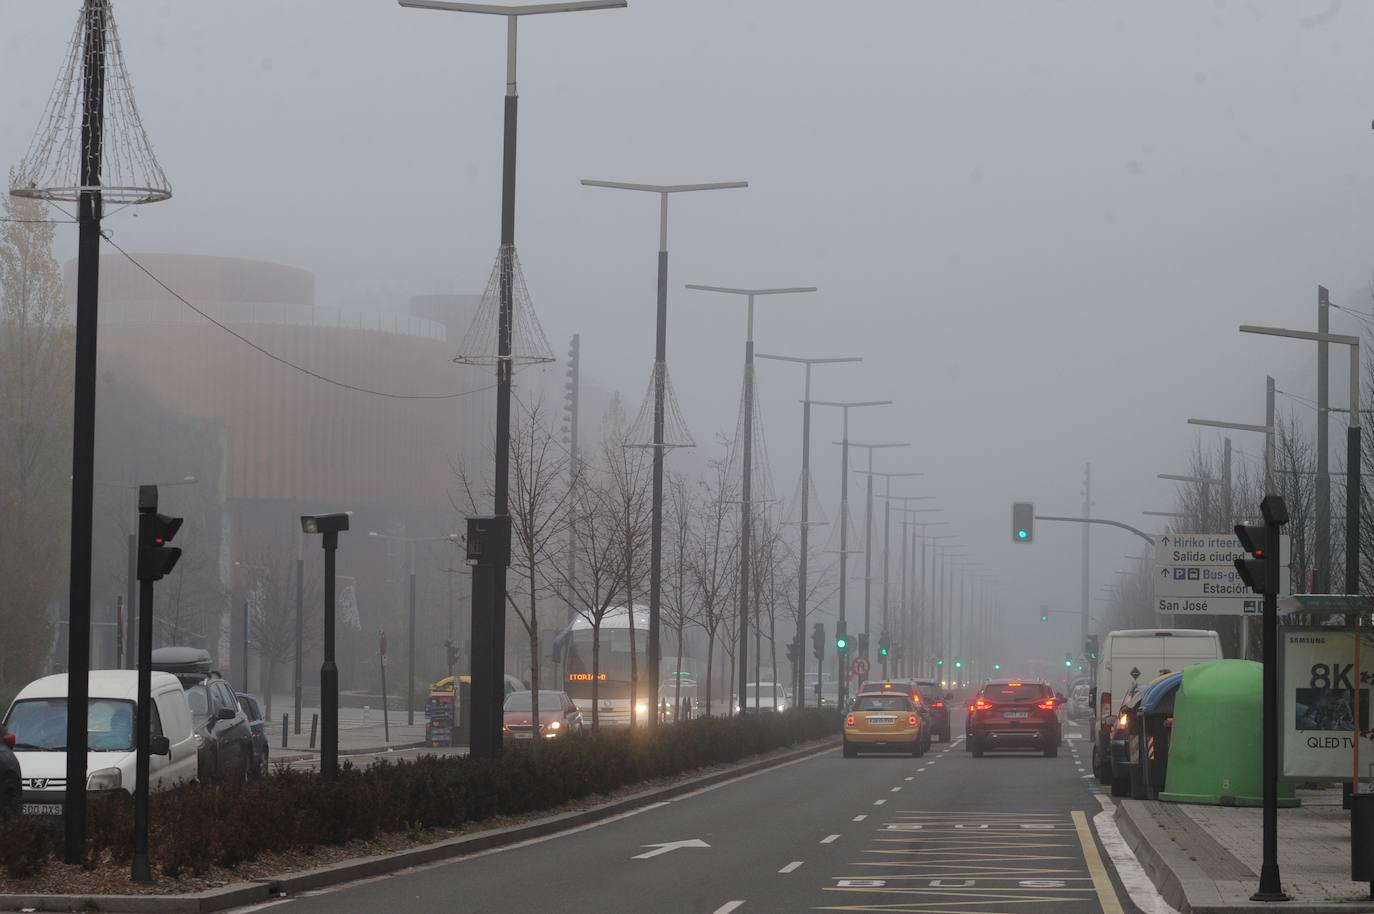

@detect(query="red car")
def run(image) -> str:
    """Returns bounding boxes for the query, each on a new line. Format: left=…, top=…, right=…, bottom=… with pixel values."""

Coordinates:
left=502, top=690, right=585, bottom=741
left=967, top=679, right=1062, bottom=758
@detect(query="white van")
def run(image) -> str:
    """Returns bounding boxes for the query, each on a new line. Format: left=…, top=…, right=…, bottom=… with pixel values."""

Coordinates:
left=3, top=670, right=198, bottom=815
left=1090, top=629, right=1222, bottom=786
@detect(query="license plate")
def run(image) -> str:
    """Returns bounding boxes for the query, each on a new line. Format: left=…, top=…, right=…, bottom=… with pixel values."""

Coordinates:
left=1004, top=711, right=1029, bottom=719
left=867, top=716, right=896, bottom=725
left=23, top=803, right=62, bottom=816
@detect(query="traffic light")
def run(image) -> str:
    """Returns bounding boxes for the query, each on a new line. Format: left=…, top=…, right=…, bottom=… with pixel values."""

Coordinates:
left=1012, top=502, right=1034, bottom=543
left=785, top=639, right=801, bottom=666
left=893, top=644, right=903, bottom=661
left=935, top=657, right=944, bottom=667
left=878, top=632, right=890, bottom=657
left=444, top=639, right=459, bottom=673
left=812, top=622, right=825, bottom=661
left=835, top=622, right=849, bottom=653
left=1235, top=496, right=1288, bottom=594
left=954, top=658, right=963, bottom=669
left=137, top=486, right=183, bottom=582
left=993, top=662, right=1001, bottom=672
left=1085, top=634, right=1100, bottom=662
left=1040, top=606, right=1049, bottom=622
left=856, top=632, right=869, bottom=657
left=1064, top=653, right=1073, bottom=669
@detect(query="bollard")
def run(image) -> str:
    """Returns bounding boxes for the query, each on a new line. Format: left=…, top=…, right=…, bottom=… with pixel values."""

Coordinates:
left=309, top=713, right=319, bottom=749
left=281, top=714, right=289, bottom=749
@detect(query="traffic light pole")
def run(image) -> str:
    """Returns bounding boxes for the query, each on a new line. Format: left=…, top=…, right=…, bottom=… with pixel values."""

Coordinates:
left=321, top=531, right=339, bottom=780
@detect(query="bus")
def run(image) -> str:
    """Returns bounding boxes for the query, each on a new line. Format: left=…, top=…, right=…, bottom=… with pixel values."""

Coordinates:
left=553, top=605, right=704, bottom=725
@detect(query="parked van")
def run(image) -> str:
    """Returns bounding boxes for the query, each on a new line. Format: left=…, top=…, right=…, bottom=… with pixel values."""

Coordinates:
left=1090, top=629, right=1222, bottom=792
left=2, top=671, right=197, bottom=815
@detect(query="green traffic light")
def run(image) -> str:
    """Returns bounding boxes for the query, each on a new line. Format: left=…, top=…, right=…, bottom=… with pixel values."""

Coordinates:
left=836, top=637, right=847, bottom=650
left=1064, top=659, right=1072, bottom=668
left=880, top=648, right=888, bottom=656
left=1017, top=529, right=1028, bottom=540
left=936, top=658, right=944, bottom=666
left=954, top=659, right=963, bottom=669
left=993, top=663, right=1001, bottom=671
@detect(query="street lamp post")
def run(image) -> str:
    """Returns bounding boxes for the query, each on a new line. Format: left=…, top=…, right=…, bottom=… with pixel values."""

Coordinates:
left=686, top=285, right=817, bottom=718
left=920, top=534, right=958, bottom=677
left=368, top=531, right=462, bottom=726
left=842, top=443, right=910, bottom=657
left=401, top=0, right=625, bottom=760
left=853, top=475, right=923, bottom=679
left=581, top=182, right=747, bottom=727
left=301, top=513, right=349, bottom=780
left=888, top=504, right=942, bottom=676
left=757, top=354, right=862, bottom=705
left=810, top=400, right=891, bottom=710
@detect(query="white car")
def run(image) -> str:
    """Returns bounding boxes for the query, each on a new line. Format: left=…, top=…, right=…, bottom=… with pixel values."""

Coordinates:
left=738, top=682, right=792, bottom=713
left=4, top=670, right=198, bottom=815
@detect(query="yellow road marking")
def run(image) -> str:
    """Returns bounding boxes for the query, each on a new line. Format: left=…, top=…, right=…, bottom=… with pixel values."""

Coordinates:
left=1072, top=809, right=1123, bottom=914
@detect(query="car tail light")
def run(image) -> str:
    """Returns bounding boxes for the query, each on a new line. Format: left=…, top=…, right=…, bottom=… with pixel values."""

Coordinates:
left=912, top=694, right=921, bottom=703
left=846, top=715, right=855, bottom=727
left=932, top=701, right=944, bottom=709
left=1100, top=691, right=1112, bottom=727
left=1118, top=711, right=1130, bottom=728
left=1037, top=699, right=1057, bottom=711
left=908, top=715, right=918, bottom=726
left=973, top=699, right=992, bottom=711
left=1, top=731, right=12, bottom=749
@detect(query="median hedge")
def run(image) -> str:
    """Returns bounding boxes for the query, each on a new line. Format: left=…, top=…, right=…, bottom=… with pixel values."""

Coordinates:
left=1, top=707, right=837, bottom=880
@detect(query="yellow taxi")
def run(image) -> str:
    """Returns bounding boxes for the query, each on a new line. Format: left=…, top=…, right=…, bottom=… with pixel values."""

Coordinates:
left=842, top=689, right=925, bottom=758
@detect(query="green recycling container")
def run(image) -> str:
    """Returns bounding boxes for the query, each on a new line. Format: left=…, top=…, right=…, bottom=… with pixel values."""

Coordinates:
left=1158, top=659, right=1298, bottom=807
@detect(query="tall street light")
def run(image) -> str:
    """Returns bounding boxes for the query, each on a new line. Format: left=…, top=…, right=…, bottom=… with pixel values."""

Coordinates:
left=581, top=183, right=747, bottom=727
left=301, top=512, right=350, bottom=780
left=369, top=531, right=463, bottom=726
left=919, top=532, right=958, bottom=676
left=811, top=400, right=891, bottom=709
left=841, top=442, right=910, bottom=652
left=888, top=505, right=942, bottom=677
left=855, top=472, right=923, bottom=679
left=686, top=284, right=817, bottom=716
left=1240, top=323, right=1361, bottom=596
left=755, top=353, right=861, bottom=706
left=401, top=0, right=625, bottom=759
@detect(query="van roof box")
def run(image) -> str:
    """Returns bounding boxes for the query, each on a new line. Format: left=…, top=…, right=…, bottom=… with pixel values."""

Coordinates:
left=150, top=646, right=213, bottom=685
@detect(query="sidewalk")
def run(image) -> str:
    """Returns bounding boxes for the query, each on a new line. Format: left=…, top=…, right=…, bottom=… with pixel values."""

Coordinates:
left=1117, top=788, right=1374, bottom=913
left=258, top=695, right=434, bottom=760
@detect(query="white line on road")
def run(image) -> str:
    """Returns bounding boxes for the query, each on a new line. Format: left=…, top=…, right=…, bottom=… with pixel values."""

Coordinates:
left=905, top=776, right=914, bottom=781
left=852, top=814, right=867, bottom=822
left=917, top=767, right=927, bottom=772
left=779, top=861, right=803, bottom=873
left=890, top=786, right=901, bottom=792
left=1092, top=795, right=1179, bottom=914
left=820, top=834, right=840, bottom=844
left=712, top=902, right=745, bottom=914
left=873, top=799, right=886, bottom=806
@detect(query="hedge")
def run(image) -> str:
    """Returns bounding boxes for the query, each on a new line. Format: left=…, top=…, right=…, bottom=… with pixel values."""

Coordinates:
left=0, top=707, right=837, bottom=880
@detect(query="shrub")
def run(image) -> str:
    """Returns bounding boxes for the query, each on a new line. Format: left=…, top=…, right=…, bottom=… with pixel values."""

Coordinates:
left=3, top=708, right=836, bottom=880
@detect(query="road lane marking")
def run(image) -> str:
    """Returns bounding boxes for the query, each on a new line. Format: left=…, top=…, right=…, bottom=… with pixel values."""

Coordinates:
left=779, top=861, right=803, bottom=874
left=890, top=786, right=902, bottom=792
left=905, top=776, right=914, bottom=780
left=711, top=902, right=744, bottom=914
left=852, top=814, right=867, bottom=822
left=821, top=834, right=840, bottom=844
left=1072, top=809, right=1125, bottom=914
left=873, top=799, right=887, bottom=806
left=917, top=767, right=927, bottom=772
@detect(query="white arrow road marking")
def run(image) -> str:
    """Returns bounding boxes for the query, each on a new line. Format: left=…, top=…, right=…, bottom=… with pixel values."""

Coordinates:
left=632, top=838, right=711, bottom=859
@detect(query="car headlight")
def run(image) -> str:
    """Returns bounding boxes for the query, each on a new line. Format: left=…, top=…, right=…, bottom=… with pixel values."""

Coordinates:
left=548, top=720, right=560, bottom=730
left=87, top=767, right=122, bottom=791
left=776, top=704, right=785, bottom=712
left=635, top=703, right=648, bottom=717
left=193, top=733, right=204, bottom=751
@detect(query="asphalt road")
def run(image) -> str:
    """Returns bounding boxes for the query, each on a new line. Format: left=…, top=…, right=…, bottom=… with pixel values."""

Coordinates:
left=233, top=721, right=1150, bottom=914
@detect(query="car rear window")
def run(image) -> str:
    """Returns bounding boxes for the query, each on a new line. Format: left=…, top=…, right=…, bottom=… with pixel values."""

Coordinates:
left=854, top=696, right=911, bottom=711
left=986, top=684, right=1049, bottom=702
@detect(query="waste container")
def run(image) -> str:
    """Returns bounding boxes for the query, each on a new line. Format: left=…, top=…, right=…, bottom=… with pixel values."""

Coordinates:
left=1137, top=672, right=1183, bottom=800
left=1158, top=659, right=1298, bottom=807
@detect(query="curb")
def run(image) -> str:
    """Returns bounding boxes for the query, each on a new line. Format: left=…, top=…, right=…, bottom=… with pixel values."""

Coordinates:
left=0, top=736, right=839, bottom=913
left=1115, top=800, right=1374, bottom=914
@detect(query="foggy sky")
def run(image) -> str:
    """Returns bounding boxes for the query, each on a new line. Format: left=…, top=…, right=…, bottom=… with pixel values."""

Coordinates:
left=4, top=0, right=1373, bottom=664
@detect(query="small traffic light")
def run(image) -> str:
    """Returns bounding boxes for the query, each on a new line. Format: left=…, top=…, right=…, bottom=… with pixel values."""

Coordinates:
left=1040, top=606, right=1049, bottom=623
left=444, top=639, right=459, bottom=673
left=835, top=621, right=849, bottom=653
left=1064, top=653, right=1073, bottom=669
left=1085, top=634, right=1100, bottom=662
left=954, top=658, right=963, bottom=669
left=878, top=632, right=890, bottom=657
left=1012, top=502, right=1034, bottom=543
left=893, top=644, right=903, bottom=661
left=856, top=632, right=869, bottom=657
left=1235, top=496, right=1288, bottom=595
left=812, top=622, right=826, bottom=661
left=785, top=639, right=801, bottom=666
left=935, top=657, right=944, bottom=666
left=993, top=662, right=1001, bottom=671
left=137, top=486, right=183, bottom=582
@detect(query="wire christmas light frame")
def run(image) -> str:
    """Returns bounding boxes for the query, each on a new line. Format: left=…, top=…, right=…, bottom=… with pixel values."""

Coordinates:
left=454, top=244, right=555, bottom=366
left=11, top=1, right=171, bottom=206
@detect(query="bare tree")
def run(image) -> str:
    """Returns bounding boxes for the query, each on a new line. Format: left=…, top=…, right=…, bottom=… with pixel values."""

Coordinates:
left=0, top=179, right=71, bottom=688
left=662, top=472, right=696, bottom=720
left=247, top=547, right=321, bottom=719
left=687, top=450, right=739, bottom=716
left=602, top=407, right=653, bottom=724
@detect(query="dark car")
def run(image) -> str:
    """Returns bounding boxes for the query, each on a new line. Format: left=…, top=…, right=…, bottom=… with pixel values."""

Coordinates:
left=186, top=677, right=254, bottom=783
left=1114, top=672, right=1183, bottom=798
left=913, top=678, right=953, bottom=742
left=236, top=692, right=270, bottom=778
left=0, top=724, right=20, bottom=818
left=968, top=679, right=1062, bottom=758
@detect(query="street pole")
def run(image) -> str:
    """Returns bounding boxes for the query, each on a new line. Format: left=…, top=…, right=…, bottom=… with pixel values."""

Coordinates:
left=1318, top=286, right=1330, bottom=596
left=755, top=353, right=862, bottom=707
left=125, top=530, right=136, bottom=669
left=63, top=1, right=106, bottom=861
left=321, top=532, right=339, bottom=780
left=1081, top=462, right=1091, bottom=652
left=582, top=183, right=745, bottom=728
left=404, top=0, right=625, bottom=759
left=687, top=286, right=817, bottom=718
left=1346, top=343, right=1361, bottom=598
left=294, top=539, right=303, bottom=735
left=408, top=542, right=417, bottom=727
left=811, top=401, right=890, bottom=709
left=843, top=444, right=910, bottom=659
